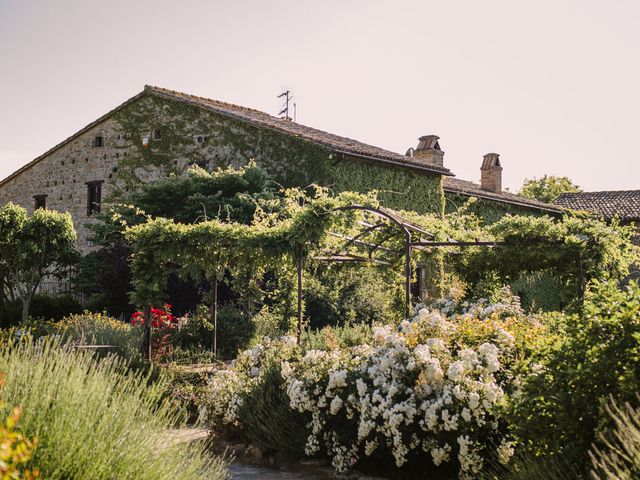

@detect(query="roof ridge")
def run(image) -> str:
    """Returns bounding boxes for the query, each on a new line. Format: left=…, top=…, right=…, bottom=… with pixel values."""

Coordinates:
left=557, top=189, right=640, bottom=196
left=145, top=84, right=275, bottom=117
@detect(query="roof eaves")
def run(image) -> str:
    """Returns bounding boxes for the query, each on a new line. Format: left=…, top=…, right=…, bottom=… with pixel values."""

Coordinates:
left=443, top=185, right=564, bottom=214
left=333, top=150, right=455, bottom=176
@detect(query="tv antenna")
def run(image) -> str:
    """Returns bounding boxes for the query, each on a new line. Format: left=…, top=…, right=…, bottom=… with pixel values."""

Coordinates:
left=278, top=90, right=294, bottom=121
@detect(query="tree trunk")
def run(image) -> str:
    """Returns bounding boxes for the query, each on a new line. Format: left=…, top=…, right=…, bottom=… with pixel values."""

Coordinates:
left=210, top=274, right=218, bottom=356
left=21, top=294, right=32, bottom=323
left=142, top=305, right=152, bottom=360
left=20, top=284, right=37, bottom=323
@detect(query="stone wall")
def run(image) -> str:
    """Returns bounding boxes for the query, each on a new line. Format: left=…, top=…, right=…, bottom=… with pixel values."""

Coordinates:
left=0, top=93, right=445, bottom=253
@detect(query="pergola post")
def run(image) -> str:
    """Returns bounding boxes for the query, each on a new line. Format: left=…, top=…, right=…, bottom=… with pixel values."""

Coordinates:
left=404, top=232, right=412, bottom=318
left=142, top=304, right=152, bottom=360
left=296, top=245, right=303, bottom=342
left=211, top=273, right=218, bottom=356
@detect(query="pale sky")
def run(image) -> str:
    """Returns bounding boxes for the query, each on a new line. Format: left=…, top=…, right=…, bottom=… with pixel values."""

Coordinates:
left=1, top=0, right=639, bottom=192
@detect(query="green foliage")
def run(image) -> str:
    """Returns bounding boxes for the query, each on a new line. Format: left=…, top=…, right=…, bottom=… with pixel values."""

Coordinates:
left=590, top=396, right=640, bottom=480
left=0, top=294, right=82, bottom=328
left=73, top=239, right=133, bottom=318
left=330, top=160, right=444, bottom=215
left=124, top=188, right=375, bottom=306
left=78, top=163, right=276, bottom=317
left=235, top=364, right=309, bottom=456
left=0, top=392, right=40, bottom=479
left=457, top=214, right=639, bottom=307
left=171, top=304, right=254, bottom=359
left=130, top=163, right=276, bottom=224
left=517, top=175, right=582, bottom=204
left=304, top=264, right=403, bottom=329
left=216, top=305, right=255, bottom=359
left=0, top=203, right=78, bottom=322
left=300, top=323, right=373, bottom=351
left=0, top=338, right=226, bottom=480
left=509, top=271, right=569, bottom=312
left=444, top=193, right=547, bottom=224
left=162, top=366, right=211, bottom=424
left=480, top=453, right=580, bottom=480
left=509, top=280, right=640, bottom=468
left=53, top=312, right=143, bottom=363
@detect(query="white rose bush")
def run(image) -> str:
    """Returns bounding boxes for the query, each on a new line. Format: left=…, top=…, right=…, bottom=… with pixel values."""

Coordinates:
left=202, top=296, right=541, bottom=478
left=282, top=308, right=518, bottom=478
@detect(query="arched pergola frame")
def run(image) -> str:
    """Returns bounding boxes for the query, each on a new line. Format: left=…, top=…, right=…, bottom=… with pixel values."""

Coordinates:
left=299, top=205, right=505, bottom=329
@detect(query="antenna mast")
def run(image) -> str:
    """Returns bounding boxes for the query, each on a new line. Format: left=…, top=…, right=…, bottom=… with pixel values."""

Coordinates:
left=278, top=90, right=294, bottom=121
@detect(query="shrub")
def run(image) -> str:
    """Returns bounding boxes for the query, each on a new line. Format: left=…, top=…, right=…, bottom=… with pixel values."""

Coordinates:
left=163, top=366, right=211, bottom=424
left=304, top=264, right=402, bottom=329
left=0, top=294, right=82, bottom=328
left=170, top=304, right=254, bottom=360
left=301, top=323, right=372, bottom=351
left=590, top=396, right=640, bottom=480
left=201, top=335, right=299, bottom=430
left=0, top=374, right=39, bottom=479
left=235, top=364, right=309, bottom=456
left=131, top=304, right=177, bottom=361
left=282, top=311, right=519, bottom=477
left=217, top=305, right=255, bottom=358
left=204, top=295, right=542, bottom=478
left=54, top=312, right=143, bottom=364
left=509, top=271, right=570, bottom=312
left=0, top=338, right=226, bottom=480
left=509, top=280, right=640, bottom=468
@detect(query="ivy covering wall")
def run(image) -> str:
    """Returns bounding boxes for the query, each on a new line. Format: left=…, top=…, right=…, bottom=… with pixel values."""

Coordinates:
left=329, top=159, right=444, bottom=215
left=444, top=192, right=550, bottom=223
left=109, top=94, right=445, bottom=215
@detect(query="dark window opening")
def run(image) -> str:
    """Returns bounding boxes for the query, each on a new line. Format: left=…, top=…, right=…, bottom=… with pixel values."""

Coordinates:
left=93, top=136, right=103, bottom=148
left=152, top=129, right=162, bottom=140
left=34, top=195, right=46, bottom=210
left=87, top=181, right=103, bottom=215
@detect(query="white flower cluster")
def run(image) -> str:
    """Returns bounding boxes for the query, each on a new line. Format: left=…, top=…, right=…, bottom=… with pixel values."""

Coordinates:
left=282, top=308, right=516, bottom=478
left=432, top=286, right=524, bottom=320
left=201, top=335, right=297, bottom=426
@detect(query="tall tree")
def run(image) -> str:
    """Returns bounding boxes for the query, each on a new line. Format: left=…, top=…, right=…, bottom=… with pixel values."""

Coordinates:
left=0, top=203, right=77, bottom=321
left=518, top=175, right=582, bottom=203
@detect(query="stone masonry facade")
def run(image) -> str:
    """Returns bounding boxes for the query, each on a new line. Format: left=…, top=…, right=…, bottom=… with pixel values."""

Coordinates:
left=0, top=86, right=563, bottom=256
left=0, top=87, right=450, bottom=253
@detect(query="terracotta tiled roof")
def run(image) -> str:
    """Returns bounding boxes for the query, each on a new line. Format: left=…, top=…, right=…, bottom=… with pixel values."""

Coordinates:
left=444, top=177, right=564, bottom=214
left=144, top=85, right=453, bottom=176
left=553, top=190, right=640, bottom=221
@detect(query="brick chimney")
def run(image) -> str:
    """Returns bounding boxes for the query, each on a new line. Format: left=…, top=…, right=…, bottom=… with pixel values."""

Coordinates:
left=409, top=135, right=444, bottom=167
left=480, top=153, right=502, bottom=193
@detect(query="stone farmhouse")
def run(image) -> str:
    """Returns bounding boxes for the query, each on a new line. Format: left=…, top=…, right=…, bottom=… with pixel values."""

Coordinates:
left=0, top=85, right=561, bottom=252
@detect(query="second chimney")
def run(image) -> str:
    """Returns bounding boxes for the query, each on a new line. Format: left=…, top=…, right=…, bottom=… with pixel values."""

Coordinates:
left=480, top=153, right=502, bottom=193
left=411, top=135, right=444, bottom=167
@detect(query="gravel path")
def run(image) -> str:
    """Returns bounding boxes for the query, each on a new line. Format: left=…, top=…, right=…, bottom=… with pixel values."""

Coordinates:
left=229, top=463, right=324, bottom=479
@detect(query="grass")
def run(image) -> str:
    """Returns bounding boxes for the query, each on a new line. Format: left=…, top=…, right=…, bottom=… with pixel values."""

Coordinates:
left=590, top=396, right=640, bottom=480
left=0, top=338, right=228, bottom=480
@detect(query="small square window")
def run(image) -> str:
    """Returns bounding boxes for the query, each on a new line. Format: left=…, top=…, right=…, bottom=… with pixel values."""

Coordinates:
left=93, top=136, right=103, bottom=148
left=152, top=129, right=161, bottom=140
left=34, top=195, right=46, bottom=210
